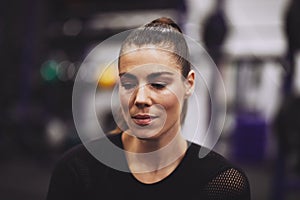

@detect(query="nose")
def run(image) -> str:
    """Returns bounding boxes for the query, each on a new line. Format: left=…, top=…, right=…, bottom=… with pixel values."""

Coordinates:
left=134, top=84, right=151, bottom=108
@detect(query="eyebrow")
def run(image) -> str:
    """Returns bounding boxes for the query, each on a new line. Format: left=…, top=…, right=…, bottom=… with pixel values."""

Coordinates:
left=119, top=71, right=174, bottom=79
left=119, top=73, right=135, bottom=79
left=147, top=72, right=174, bottom=79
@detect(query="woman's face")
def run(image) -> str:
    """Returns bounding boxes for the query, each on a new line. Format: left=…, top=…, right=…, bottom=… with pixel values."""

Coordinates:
left=118, top=48, right=194, bottom=140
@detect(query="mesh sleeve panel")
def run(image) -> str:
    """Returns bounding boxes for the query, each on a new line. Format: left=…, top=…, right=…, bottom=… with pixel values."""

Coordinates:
left=203, top=168, right=251, bottom=200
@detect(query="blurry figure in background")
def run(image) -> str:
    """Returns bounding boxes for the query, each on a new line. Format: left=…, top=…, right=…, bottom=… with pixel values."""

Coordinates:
left=47, top=17, right=250, bottom=200
left=272, top=94, right=300, bottom=200
left=283, top=0, right=300, bottom=95
left=176, top=0, right=188, bottom=30
left=202, top=0, right=228, bottom=140
left=202, top=0, right=228, bottom=68
left=273, top=94, right=300, bottom=174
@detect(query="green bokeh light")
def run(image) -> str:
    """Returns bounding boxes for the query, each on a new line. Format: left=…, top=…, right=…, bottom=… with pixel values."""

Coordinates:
left=41, top=60, right=58, bottom=81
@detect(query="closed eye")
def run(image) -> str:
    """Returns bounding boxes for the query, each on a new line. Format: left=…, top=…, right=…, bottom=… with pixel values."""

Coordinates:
left=121, top=83, right=137, bottom=90
left=150, top=83, right=167, bottom=89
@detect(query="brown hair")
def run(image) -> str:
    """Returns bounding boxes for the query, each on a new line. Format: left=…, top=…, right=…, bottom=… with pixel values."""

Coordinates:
left=119, top=17, right=191, bottom=77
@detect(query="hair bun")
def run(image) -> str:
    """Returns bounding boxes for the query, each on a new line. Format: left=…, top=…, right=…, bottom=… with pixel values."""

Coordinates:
left=146, top=17, right=182, bottom=33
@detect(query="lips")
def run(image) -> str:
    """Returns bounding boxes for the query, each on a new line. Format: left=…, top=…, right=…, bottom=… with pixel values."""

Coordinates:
left=131, top=114, right=157, bottom=126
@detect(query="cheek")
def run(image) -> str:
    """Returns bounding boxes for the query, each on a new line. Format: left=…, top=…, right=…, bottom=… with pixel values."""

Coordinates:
left=162, top=85, right=185, bottom=108
left=119, top=89, right=132, bottom=113
left=158, top=92, right=182, bottom=113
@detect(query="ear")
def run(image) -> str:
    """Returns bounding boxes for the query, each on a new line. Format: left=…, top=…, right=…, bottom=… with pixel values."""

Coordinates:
left=184, top=70, right=195, bottom=98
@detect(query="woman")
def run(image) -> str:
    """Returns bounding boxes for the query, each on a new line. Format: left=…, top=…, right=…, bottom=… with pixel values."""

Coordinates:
left=47, top=17, right=250, bottom=200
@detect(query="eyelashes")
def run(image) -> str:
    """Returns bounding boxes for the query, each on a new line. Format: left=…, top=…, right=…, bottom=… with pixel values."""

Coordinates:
left=120, top=82, right=167, bottom=90
left=150, top=83, right=167, bottom=89
left=121, top=83, right=136, bottom=90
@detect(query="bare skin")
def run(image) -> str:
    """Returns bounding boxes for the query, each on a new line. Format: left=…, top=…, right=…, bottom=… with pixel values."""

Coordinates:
left=119, top=47, right=195, bottom=184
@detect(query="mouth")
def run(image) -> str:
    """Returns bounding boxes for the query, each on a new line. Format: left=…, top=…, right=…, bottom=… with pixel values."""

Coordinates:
left=131, top=114, right=158, bottom=126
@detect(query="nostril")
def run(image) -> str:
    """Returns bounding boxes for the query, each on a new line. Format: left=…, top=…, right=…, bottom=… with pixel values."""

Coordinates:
left=135, top=102, right=150, bottom=109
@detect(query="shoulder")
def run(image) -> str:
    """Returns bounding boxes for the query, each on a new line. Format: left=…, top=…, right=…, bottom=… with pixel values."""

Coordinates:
left=47, top=134, right=123, bottom=199
left=203, top=167, right=251, bottom=199
left=184, top=143, right=251, bottom=199
left=50, top=142, right=97, bottom=186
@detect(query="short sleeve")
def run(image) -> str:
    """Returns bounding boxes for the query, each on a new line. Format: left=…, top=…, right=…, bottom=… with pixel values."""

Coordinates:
left=203, top=168, right=251, bottom=200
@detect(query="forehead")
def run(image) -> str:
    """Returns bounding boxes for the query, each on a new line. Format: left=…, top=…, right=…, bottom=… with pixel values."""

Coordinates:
left=119, top=48, right=180, bottom=75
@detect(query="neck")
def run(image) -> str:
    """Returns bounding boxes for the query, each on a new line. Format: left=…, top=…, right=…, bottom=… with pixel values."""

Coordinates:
left=121, top=129, right=187, bottom=173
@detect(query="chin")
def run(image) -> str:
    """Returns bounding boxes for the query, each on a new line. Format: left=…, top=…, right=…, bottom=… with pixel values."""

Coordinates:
left=130, top=128, right=161, bottom=140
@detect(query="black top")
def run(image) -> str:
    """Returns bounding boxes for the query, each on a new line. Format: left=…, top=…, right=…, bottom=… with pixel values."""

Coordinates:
left=47, top=133, right=251, bottom=200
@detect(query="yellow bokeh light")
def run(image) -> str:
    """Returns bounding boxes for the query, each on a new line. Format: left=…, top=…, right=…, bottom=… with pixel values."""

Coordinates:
left=98, top=63, right=118, bottom=89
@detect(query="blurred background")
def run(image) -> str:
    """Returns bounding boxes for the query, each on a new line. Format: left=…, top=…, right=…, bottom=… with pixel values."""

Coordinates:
left=1, top=0, right=300, bottom=199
